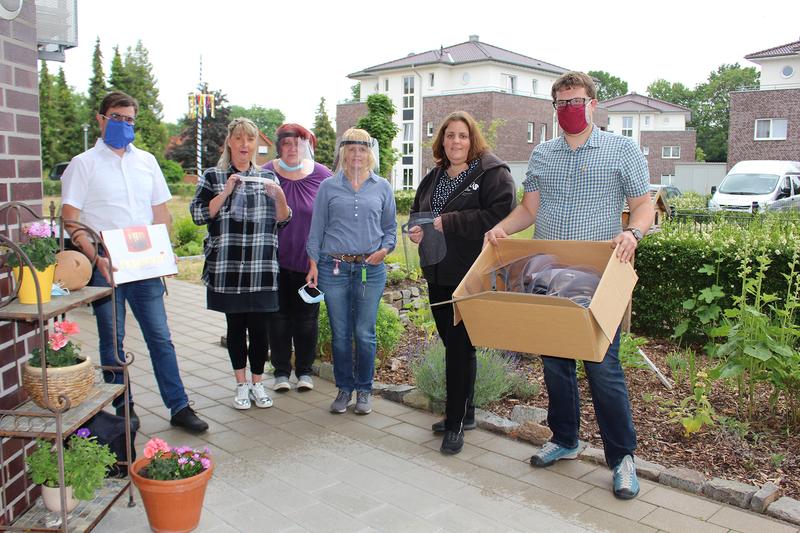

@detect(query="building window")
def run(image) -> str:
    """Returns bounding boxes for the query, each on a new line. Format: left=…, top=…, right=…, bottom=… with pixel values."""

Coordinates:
left=403, top=169, right=414, bottom=190
left=257, top=146, right=268, bottom=154
left=643, top=116, right=651, bottom=126
left=502, top=74, right=517, bottom=93
left=384, top=79, right=389, bottom=91
left=754, top=118, right=788, bottom=140
left=429, top=73, right=435, bottom=88
left=426, top=121, right=433, bottom=137
left=641, top=146, right=649, bottom=155
left=662, top=146, right=680, bottom=159
left=661, top=175, right=674, bottom=185
left=403, top=76, right=414, bottom=109
left=622, top=117, right=633, bottom=137
left=403, top=123, right=414, bottom=156
left=782, top=65, right=794, bottom=78
left=531, top=79, right=538, bottom=95
left=539, top=124, right=547, bottom=144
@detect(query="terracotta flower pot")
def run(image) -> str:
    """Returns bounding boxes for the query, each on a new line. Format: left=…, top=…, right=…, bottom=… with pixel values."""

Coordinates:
left=130, top=456, right=213, bottom=533
left=40, top=485, right=78, bottom=513
left=12, top=264, right=55, bottom=304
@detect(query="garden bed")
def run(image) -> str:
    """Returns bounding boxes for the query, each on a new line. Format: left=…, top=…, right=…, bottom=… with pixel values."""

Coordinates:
left=376, top=327, right=800, bottom=500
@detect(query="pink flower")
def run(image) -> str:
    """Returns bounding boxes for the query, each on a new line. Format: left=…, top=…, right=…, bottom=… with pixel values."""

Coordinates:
left=200, top=457, right=211, bottom=470
left=143, top=437, right=170, bottom=459
left=25, top=222, right=52, bottom=238
left=55, top=320, right=79, bottom=336
left=48, top=332, right=68, bottom=351
left=177, top=457, right=188, bottom=465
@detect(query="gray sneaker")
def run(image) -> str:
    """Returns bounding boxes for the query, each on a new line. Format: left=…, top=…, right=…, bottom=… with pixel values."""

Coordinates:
left=330, top=390, right=351, bottom=413
left=354, top=391, right=372, bottom=415
left=273, top=376, right=290, bottom=392
left=297, top=375, right=314, bottom=391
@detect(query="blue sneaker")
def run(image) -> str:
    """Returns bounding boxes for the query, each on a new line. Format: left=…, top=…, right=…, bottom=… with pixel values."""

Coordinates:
left=613, top=455, right=640, bottom=499
left=529, top=441, right=580, bottom=467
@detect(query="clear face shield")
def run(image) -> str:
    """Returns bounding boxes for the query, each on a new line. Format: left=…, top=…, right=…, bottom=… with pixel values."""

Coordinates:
left=336, top=137, right=380, bottom=175
left=402, top=211, right=446, bottom=267
left=277, top=134, right=314, bottom=172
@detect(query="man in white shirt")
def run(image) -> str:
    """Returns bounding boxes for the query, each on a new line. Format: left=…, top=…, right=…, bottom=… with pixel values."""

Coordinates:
left=62, top=91, right=208, bottom=433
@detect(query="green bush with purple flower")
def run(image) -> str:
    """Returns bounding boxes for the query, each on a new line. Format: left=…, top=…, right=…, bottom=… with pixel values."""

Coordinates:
left=139, top=438, right=212, bottom=481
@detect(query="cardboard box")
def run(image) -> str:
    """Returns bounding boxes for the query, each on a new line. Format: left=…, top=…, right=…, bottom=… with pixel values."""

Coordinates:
left=450, top=239, right=638, bottom=362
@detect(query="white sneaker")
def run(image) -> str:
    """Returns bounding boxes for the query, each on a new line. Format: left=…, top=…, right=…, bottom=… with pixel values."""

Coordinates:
left=297, top=375, right=314, bottom=391
left=233, top=383, right=251, bottom=410
left=250, top=382, right=273, bottom=408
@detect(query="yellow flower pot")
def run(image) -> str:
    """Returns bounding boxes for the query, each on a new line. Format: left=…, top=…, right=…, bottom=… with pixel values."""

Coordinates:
left=12, top=264, right=55, bottom=305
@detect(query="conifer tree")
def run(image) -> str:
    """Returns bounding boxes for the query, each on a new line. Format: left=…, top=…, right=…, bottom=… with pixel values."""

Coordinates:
left=312, top=97, right=336, bottom=169
left=38, top=61, right=58, bottom=171
left=53, top=68, right=83, bottom=161
left=86, top=37, right=106, bottom=142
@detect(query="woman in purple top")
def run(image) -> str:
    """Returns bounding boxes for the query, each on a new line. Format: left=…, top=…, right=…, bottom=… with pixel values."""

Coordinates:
left=264, top=123, right=332, bottom=392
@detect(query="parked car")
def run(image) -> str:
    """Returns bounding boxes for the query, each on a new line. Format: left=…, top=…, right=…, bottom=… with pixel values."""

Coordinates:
left=708, top=160, right=800, bottom=212
left=49, top=162, right=70, bottom=181
left=650, top=184, right=682, bottom=199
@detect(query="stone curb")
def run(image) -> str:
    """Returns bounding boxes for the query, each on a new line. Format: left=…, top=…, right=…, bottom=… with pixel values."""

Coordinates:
left=326, top=369, right=800, bottom=524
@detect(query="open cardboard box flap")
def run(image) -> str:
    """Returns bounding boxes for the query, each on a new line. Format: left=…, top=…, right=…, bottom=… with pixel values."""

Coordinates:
left=445, top=239, right=638, bottom=361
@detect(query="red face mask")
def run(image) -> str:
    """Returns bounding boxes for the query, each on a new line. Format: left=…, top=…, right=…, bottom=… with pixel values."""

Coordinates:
left=557, top=103, right=590, bottom=135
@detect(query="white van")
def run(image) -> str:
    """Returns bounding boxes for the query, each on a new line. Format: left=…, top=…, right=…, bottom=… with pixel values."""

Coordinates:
left=708, top=160, right=800, bottom=212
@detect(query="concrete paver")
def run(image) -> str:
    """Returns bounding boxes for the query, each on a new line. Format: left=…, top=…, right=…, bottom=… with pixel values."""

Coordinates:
left=65, top=279, right=793, bottom=533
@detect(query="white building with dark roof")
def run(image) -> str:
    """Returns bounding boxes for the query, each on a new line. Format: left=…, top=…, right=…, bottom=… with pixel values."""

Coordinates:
left=337, top=35, right=607, bottom=189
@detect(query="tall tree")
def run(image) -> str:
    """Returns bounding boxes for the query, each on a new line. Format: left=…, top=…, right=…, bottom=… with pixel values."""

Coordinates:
left=356, top=94, right=399, bottom=178
left=85, top=37, right=106, bottom=142
left=111, top=41, right=168, bottom=161
left=350, top=82, right=361, bottom=102
left=228, top=105, right=284, bottom=140
left=646, top=79, right=695, bottom=109
left=38, top=61, right=58, bottom=171
left=693, top=63, right=759, bottom=162
left=53, top=68, right=83, bottom=161
left=166, top=87, right=231, bottom=173
left=588, top=70, right=628, bottom=101
left=312, top=97, right=336, bottom=169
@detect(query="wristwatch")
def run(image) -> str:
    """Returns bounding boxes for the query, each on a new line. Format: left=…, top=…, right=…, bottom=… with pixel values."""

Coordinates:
left=625, top=227, right=643, bottom=242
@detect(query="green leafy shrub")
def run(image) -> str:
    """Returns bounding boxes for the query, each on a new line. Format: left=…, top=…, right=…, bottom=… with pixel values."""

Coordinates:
left=411, top=341, right=516, bottom=407
left=671, top=192, right=709, bottom=211
left=43, top=180, right=61, bottom=196
left=172, top=216, right=205, bottom=256
left=168, top=183, right=196, bottom=197
left=317, top=301, right=403, bottom=360
left=160, top=159, right=185, bottom=184
left=633, top=213, right=800, bottom=337
left=394, top=190, right=415, bottom=215
left=507, top=371, right=540, bottom=400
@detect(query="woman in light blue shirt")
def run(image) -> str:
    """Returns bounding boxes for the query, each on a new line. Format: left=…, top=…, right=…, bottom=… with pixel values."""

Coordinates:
left=306, top=128, right=396, bottom=415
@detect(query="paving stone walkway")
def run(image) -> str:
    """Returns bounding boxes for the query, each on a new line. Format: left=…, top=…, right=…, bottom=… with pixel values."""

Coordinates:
left=68, top=280, right=798, bottom=533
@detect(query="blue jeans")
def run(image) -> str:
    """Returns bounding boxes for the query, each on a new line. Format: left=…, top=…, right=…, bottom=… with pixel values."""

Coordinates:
left=91, top=270, right=189, bottom=416
left=541, top=329, right=636, bottom=468
left=317, top=256, right=386, bottom=394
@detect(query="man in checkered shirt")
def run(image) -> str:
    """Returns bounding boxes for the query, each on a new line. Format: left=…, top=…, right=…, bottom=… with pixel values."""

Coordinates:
left=485, top=71, right=654, bottom=500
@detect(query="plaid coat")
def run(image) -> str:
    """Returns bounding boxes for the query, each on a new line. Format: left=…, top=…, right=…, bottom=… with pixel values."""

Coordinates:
left=190, top=164, right=290, bottom=294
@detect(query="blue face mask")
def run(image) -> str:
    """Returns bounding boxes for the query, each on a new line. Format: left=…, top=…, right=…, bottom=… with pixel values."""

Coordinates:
left=104, top=119, right=135, bottom=149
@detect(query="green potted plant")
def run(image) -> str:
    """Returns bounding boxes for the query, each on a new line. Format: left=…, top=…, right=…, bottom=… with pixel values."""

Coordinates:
left=131, top=438, right=214, bottom=533
left=4, top=221, right=59, bottom=304
left=25, top=428, right=117, bottom=512
left=22, top=320, right=94, bottom=410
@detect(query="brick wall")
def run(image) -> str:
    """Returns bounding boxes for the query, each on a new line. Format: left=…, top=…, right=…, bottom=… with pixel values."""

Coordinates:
left=335, top=101, right=368, bottom=139
left=640, top=130, right=696, bottom=182
left=0, top=0, right=43, bottom=523
left=728, top=89, right=800, bottom=169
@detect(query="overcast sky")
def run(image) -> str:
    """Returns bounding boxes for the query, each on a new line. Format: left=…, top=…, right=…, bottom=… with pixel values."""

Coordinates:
left=58, top=0, right=799, bottom=129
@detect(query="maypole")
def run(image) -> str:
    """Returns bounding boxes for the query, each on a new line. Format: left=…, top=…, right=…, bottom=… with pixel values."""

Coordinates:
left=188, top=56, right=215, bottom=175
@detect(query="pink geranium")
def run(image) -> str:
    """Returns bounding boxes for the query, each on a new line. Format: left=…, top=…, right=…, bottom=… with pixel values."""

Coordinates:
left=25, top=222, right=53, bottom=239
left=48, top=332, right=68, bottom=351
left=143, top=438, right=170, bottom=459
left=54, top=320, right=80, bottom=336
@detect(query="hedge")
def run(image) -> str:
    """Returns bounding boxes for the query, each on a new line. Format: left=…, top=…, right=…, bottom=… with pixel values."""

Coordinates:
left=633, top=212, right=800, bottom=338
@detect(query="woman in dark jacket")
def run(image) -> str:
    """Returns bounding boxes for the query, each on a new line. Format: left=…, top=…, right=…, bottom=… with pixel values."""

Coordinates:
left=409, top=110, right=516, bottom=455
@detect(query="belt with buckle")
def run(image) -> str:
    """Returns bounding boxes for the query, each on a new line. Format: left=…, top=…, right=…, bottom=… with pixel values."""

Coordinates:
left=330, top=253, right=369, bottom=263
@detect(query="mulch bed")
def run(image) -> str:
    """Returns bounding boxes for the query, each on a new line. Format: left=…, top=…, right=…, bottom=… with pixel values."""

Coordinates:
left=376, top=327, right=800, bottom=499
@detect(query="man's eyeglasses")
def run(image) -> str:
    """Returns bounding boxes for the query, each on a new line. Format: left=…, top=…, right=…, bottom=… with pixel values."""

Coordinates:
left=101, top=113, right=136, bottom=125
left=552, top=98, right=591, bottom=110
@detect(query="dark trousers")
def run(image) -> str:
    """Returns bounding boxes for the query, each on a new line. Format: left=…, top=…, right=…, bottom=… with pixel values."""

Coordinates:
left=225, top=312, right=270, bottom=375
left=268, top=268, right=320, bottom=379
left=428, top=283, right=476, bottom=432
left=542, top=329, right=637, bottom=468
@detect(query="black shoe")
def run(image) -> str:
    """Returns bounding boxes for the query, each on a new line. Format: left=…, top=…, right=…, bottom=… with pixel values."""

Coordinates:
left=440, top=430, right=464, bottom=455
left=115, top=405, right=141, bottom=431
left=170, top=406, right=209, bottom=433
left=432, top=418, right=477, bottom=433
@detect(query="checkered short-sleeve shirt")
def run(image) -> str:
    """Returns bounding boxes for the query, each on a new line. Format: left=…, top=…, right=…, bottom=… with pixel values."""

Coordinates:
left=523, top=127, right=649, bottom=241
